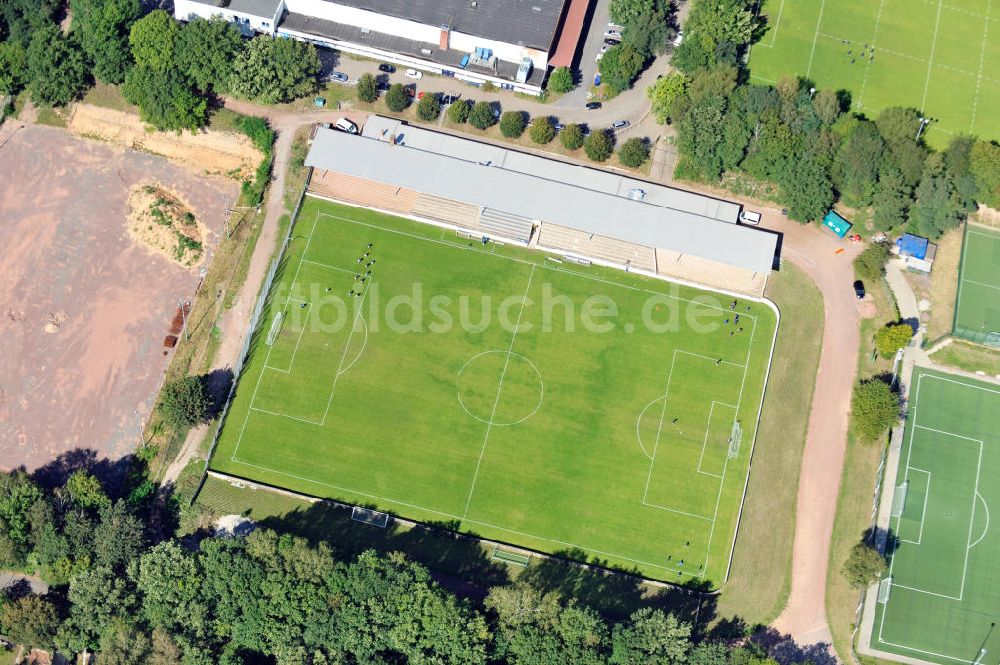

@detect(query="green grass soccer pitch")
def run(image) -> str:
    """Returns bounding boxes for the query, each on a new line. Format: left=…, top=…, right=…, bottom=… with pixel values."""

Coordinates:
left=954, top=225, right=1000, bottom=347
left=748, top=0, right=1000, bottom=148
left=209, top=198, right=777, bottom=583
left=872, top=368, right=1000, bottom=664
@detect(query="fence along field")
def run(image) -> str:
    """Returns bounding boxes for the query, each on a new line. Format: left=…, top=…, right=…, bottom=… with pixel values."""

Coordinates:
left=749, top=0, right=1000, bottom=148
left=208, top=198, right=777, bottom=584
left=872, top=369, right=1000, bottom=665
left=953, top=225, right=1000, bottom=347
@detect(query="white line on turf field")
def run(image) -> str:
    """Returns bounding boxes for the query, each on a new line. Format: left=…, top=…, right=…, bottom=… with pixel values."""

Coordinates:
left=461, top=265, right=536, bottom=519
left=677, top=349, right=746, bottom=369
left=970, top=0, right=991, bottom=131
left=697, top=401, right=734, bottom=478
left=642, top=350, right=678, bottom=504
left=899, top=467, right=930, bottom=545
left=337, top=316, right=369, bottom=376
left=969, top=492, right=990, bottom=549
left=919, top=0, right=945, bottom=114
left=758, top=0, right=787, bottom=48
left=805, top=0, right=827, bottom=78
left=960, top=278, right=1000, bottom=292
left=886, top=583, right=961, bottom=601
left=857, top=0, right=887, bottom=110
left=302, top=259, right=360, bottom=275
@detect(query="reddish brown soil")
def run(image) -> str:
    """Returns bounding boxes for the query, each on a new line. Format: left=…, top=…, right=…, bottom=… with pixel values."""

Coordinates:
left=0, top=126, right=236, bottom=470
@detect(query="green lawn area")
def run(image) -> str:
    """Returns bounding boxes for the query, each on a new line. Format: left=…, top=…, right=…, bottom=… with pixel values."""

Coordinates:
left=870, top=368, right=1000, bottom=664
left=954, top=225, right=1000, bottom=345
left=209, top=197, right=777, bottom=585
left=748, top=0, right=1000, bottom=147
left=931, top=340, right=1000, bottom=377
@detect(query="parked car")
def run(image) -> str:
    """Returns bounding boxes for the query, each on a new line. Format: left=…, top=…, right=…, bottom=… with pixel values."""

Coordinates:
left=604, top=30, right=622, bottom=39
left=739, top=210, right=762, bottom=226
left=491, top=105, right=501, bottom=119
left=326, top=71, right=349, bottom=83
left=585, top=101, right=602, bottom=110
left=553, top=122, right=565, bottom=132
left=854, top=280, right=866, bottom=299
left=611, top=119, right=630, bottom=130
left=335, top=118, right=359, bottom=134
left=580, top=124, right=592, bottom=136
left=603, top=37, right=620, bottom=46
left=607, top=21, right=624, bottom=31
left=405, top=68, right=423, bottom=79
left=440, top=94, right=460, bottom=105
left=378, top=63, right=396, bottom=73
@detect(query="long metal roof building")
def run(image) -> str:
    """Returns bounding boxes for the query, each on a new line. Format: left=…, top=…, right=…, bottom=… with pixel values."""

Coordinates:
left=305, top=125, right=777, bottom=273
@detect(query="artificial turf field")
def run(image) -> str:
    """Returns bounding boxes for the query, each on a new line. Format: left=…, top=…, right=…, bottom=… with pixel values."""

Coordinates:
left=210, top=197, right=777, bottom=583
left=954, top=225, right=1000, bottom=346
left=748, top=0, right=1000, bottom=147
left=871, top=368, right=1000, bottom=664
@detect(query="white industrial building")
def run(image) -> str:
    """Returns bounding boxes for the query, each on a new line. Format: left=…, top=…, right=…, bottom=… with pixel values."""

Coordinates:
left=174, top=0, right=588, bottom=95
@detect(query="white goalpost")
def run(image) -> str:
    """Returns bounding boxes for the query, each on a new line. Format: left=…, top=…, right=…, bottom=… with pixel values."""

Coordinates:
left=265, top=311, right=284, bottom=346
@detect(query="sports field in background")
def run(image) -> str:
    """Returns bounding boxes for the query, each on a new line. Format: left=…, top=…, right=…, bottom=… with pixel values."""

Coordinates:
left=748, top=0, right=1000, bottom=147
left=871, top=368, right=1000, bottom=664
left=954, top=225, right=1000, bottom=347
left=209, top=197, right=777, bottom=583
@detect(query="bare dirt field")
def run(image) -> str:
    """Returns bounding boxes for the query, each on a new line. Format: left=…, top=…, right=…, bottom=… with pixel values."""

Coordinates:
left=0, top=126, right=236, bottom=471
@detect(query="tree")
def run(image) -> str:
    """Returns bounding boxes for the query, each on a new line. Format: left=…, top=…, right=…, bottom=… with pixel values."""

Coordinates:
left=547, top=66, right=575, bottom=93
left=71, top=0, right=141, bottom=84
left=65, top=471, right=109, bottom=510
left=416, top=93, right=441, bottom=121
left=585, top=129, right=614, bottom=161
left=499, top=111, right=526, bottom=138
left=0, top=0, right=61, bottom=45
left=58, top=566, right=140, bottom=653
left=26, top=25, right=89, bottom=106
left=560, top=123, right=585, bottom=150
left=598, top=43, right=645, bottom=96
left=875, top=323, right=914, bottom=357
left=129, top=9, right=178, bottom=71
left=611, top=608, right=690, bottom=665
left=176, top=17, right=242, bottom=93
left=0, top=471, right=43, bottom=551
left=609, top=0, right=656, bottom=25
left=468, top=101, right=496, bottom=130
left=672, top=0, right=756, bottom=74
left=355, top=73, right=378, bottom=103
left=832, top=120, right=886, bottom=207
left=230, top=35, right=320, bottom=104
left=909, top=153, right=965, bottom=238
left=851, top=378, right=900, bottom=441
left=96, top=621, right=152, bottom=665
left=92, top=501, right=146, bottom=570
left=158, top=375, right=209, bottom=429
left=854, top=242, right=890, bottom=281
left=0, top=595, right=61, bottom=650
left=529, top=116, right=556, bottom=144
left=779, top=154, right=834, bottom=222
left=647, top=72, right=689, bottom=124
left=971, top=140, right=1000, bottom=209
left=618, top=137, right=650, bottom=167
left=0, top=41, right=27, bottom=94
left=843, top=542, right=886, bottom=587
left=134, top=541, right=204, bottom=633
left=447, top=98, right=470, bottom=124
left=384, top=83, right=409, bottom=112
left=123, top=65, right=207, bottom=131
left=812, top=88, right=842, bottom=125
left=871, top=165, right=910, bottom=232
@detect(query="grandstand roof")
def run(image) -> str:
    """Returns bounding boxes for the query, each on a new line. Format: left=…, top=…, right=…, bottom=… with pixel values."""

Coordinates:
left=306, top=128, right=777, bottom=273
left=362, top=116, right=741, bottom=223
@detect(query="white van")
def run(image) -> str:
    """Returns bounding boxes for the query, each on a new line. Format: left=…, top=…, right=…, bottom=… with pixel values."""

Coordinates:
left=335, top=118, right=359, bottom=134
left=739, top=210, right=762, bottom=226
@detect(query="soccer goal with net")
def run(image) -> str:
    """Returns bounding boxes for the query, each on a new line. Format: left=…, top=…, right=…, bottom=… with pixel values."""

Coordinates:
left=891, top=481, right=908, bottom=518
left=878, top=576, right=893, bottom=603
left=728, top=420, right=742, bottom=459
left=351, top=506, right=389, bottom=528
left=265, top=311, right=284, bottom=346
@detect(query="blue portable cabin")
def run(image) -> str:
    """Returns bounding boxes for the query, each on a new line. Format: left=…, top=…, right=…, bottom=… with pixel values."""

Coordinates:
left=896, top=233, right=929, bottom=259
left=822, top=210, right=852, bottom=238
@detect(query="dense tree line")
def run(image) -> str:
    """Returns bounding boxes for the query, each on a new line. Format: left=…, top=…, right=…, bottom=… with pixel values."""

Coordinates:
left=598, top=0, right=677, bottom=95
left=1, top=470, right=791, bottom=664
left=662, top=0, right=1000, bottom=232
left=0, top=3, right=319, bottom=130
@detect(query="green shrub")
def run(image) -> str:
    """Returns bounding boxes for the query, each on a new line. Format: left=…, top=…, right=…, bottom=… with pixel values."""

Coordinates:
left=547, top=66, right=575, bottom=93
left=854, top=242, right=890, bottom=281
left=851, top=377, right=900, bottom=441
left=385, top=83, right=409, bottom=112
left=416, top=93, right=441, bottom=121
left=584, top=130, right=614, bottom=161
left=529, top=117, right=556, bottom=144
left=356, top=73, right=378, bottom=103
left=875, top=323, right=914, bottom=357
left=499, top=111, right=526, bottom=138
left=236, top=115, right=274, bottom=155
left=843, top=542, right=886, bottom=588
left=618, top=137, right=649, bottom=167
left=159, top=376, right=209, bottom=429
left=447, top=99, right=470, bottom=124
left=559, top=123, right=585, bottom=150
left=469, top=101, right=496, bottom=130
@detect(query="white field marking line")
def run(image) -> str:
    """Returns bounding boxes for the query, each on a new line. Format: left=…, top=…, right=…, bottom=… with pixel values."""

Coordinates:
left=268, top=296, right=316, bottom=375
left=914, top=424, right=984, bottom=443
left=805, top=0, right=827, bottom=78
left=858, top=0, right=887, bottom=110
left=760, top=0, right=788, bottom=48
left=969, top=492, right=990, bottom=549
left=249, top=406, right=320, bottom=426
left=697, top=401, right=735, bottom=478
left=920, top=0, right=945, bottom=114
left=886, top=583, right=961, bottom=601
left=749, top=74, right=778, bottom=85
left=312, top=211, right=759, bottom=316
left=955, top=229, right=973, bottom=325
left=337, top=315, right=368, bottom=376
left=635, top=398, right=660, bottom=461
left=970, top=0, right=991, bottom=131
left=640, top=501, right=714, bottom=522
left=231, top=212, right=324, bottom=462
left=915, top=0, right=1000, bottom=23
left=898, top=467, right=931, bottom=545
left=461, top=265, right=536, bottom=519
left=701, top=313, right=757, bottom=574
left=226, top=455, right=704, bottom=576
left=959, top=437, right=984, bottom=600
left=676, top=349, right=746, bottom=368
left=301, top=259, right=359, bottom=275
left=960, top=278, right=1000, bottom=292
left=642, top=349, right=678, bottom=504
